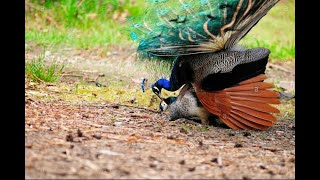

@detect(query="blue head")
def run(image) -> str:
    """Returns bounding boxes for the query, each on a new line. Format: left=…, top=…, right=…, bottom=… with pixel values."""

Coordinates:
left=151, top=78, right=170, bottom=96
left=159, top=96, right=177, bottom=111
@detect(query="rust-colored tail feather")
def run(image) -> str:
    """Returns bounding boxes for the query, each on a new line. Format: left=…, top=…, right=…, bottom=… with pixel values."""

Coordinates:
left=225, top=82, right=275, bottom=92
left=231, top=100, right=279, bottom=113
left=227, top=90, right=280, bottom=98
left=229, top=113, right=269, bottom=130
left=230, top=96, right=280, bottom=104
left=196, top=74, right=280, bottom=130
left=226, top=115, right=254, bottom=130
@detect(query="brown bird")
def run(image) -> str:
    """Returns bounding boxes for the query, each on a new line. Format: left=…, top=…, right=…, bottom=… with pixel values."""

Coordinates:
left=160, top=73, right=280, bottom=130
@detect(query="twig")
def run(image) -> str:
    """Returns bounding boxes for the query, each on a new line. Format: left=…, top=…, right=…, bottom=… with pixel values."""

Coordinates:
left=111, top=104, right=160, bottom=113
left=81, top=120, right=110, bottom=128
left=61, top=74, right=83, bottom=77
left=46, top=89, right=74, bottom=95
left=130, top=114, right=153, bottom=118
left=87, top=103, right=159, bottom=113
left=262, top=147, right=281, bottom=152
left=268, top=63, right=292, bottom=73
left=82, top=70, right=98, bottom=73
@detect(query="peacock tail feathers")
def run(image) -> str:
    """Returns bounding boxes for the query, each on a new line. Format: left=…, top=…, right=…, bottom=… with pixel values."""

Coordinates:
left=128, top=0, right=279, bottom=59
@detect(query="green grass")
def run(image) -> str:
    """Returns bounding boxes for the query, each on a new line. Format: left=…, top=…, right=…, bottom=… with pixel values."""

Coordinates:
left=25, top=22, right=129, bottom=49
left=25, top=0, right=145, bottom=48
left=25, top=53, right=64, bottom=83
left=25, top=0, right=294, bottom=61
left=240, top=0, right=295, bottom=61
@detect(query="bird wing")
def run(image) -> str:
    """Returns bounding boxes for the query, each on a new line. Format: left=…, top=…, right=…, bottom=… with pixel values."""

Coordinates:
left=129, top=0, right=279, bottom=59
left=195, top=74, right=280, bottom=130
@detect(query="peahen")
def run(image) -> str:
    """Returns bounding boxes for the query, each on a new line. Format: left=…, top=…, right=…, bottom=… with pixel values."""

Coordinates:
left=159, top=86, right=229, bottom=128
left=129, top=0, right=281, bottom=130
left=159, top=74, right=280, bottom=130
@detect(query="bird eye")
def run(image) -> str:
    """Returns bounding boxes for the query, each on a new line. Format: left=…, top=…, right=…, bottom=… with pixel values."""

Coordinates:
left=160, top=101, right=168, bottom=112
left=152, top=86, right=160, bottom=95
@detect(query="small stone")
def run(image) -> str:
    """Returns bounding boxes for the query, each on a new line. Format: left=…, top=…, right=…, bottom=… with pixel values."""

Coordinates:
left=82, top=114, right=89, bottom=118
left=114, top=121, right=122, bottom=126
left=259, top=165, right=267, bottom=169
left=268, top=170, right=275, bottom=176
left=188, top=167, right=196, bottom=172
left=243, top=132, right=251, bottom=137
left=234, top=143, right=243, bottom=148
left=92, top=134, right=102, bottom=139
left=149, top=161, right=158, bottom=168
left=66, top=134, right=73, bottom=142
left=289, top=124, right=295, bottom=130
left=102, top=168, right=110, bottom=172
left=180, top=128, right=188, bottom=134
left=77, top=129, right=83, bottom=137
left=276, top=131, right=284, bottom=135
left=289, top=158, right=295, bottom=163
left=211, top=158, right=218, bottom=163
left=96, top=150, right=123, bottom=156
left=112, top=105, right=119, bottom=109
left=211, top=157, right=223, bottom=166
left=179, top=160, right=186, bottom=165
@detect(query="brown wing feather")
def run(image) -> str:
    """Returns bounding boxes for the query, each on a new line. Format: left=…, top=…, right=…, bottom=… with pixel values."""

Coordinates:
left=227, top=115, right=254, bottom=130
left=229, top=113, right=269, bottom=130
left=230, top=96, right=281, bottom=104
left=195, top=74, right=280, bottom=130
left=226, top=90, right=280, bottom=98
left=231, top=100, right=280, bottom=113
left=220, top=116, right=241, bottom=130
left=225, top=82, right=275, bottom=91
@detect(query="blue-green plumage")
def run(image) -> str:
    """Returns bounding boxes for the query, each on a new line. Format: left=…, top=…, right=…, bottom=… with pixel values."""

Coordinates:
left=130, top=0, right=281, bottom=129
left=130, top=0, right=279, bottom=96
left=130, top=0, right=279, bottom=58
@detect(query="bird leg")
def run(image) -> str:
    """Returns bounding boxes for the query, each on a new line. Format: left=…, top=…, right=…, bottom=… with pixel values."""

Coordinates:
left=197, top=108, right=210, bottom=125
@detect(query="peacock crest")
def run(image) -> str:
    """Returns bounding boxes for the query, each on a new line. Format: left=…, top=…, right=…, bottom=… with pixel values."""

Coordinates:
left=128, top=0, right=279, bottom=59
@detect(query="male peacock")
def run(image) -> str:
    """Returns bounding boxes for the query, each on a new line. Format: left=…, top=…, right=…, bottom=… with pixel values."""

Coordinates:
left=129, top=0, right=281, bottom=130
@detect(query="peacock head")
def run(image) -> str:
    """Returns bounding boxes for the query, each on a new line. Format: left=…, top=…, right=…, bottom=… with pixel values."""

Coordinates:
left=151, top=78, right=170, bottom=97
left=159, top=96, right=177, bottom=112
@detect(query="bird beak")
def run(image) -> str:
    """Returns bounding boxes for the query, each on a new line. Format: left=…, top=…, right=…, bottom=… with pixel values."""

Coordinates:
left=160, top=84, right=186, bottom=99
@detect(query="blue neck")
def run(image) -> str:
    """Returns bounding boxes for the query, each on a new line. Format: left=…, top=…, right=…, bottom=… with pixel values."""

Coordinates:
left=164, top=96, right=177, bottom=104
left=167, top=59, right=184, bottom=91
left=154, top=58, right=185, bottom=91
left=156, top=78, right=170, bottom=90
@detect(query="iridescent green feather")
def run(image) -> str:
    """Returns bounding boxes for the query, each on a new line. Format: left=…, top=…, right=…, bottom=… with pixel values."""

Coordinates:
left=128, top=0, right=279, bottom=59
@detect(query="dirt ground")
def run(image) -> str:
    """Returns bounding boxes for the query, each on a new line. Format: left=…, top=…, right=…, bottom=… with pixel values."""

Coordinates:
left=25, top=45, right=295, bottom=179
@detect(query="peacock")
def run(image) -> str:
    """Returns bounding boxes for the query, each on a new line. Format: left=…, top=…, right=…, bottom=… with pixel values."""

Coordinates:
left=129, top=0, right=281, bottom=130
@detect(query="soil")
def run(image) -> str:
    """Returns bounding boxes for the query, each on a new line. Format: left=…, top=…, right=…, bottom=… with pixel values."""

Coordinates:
left=25, top=45, right=295, bottom=179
